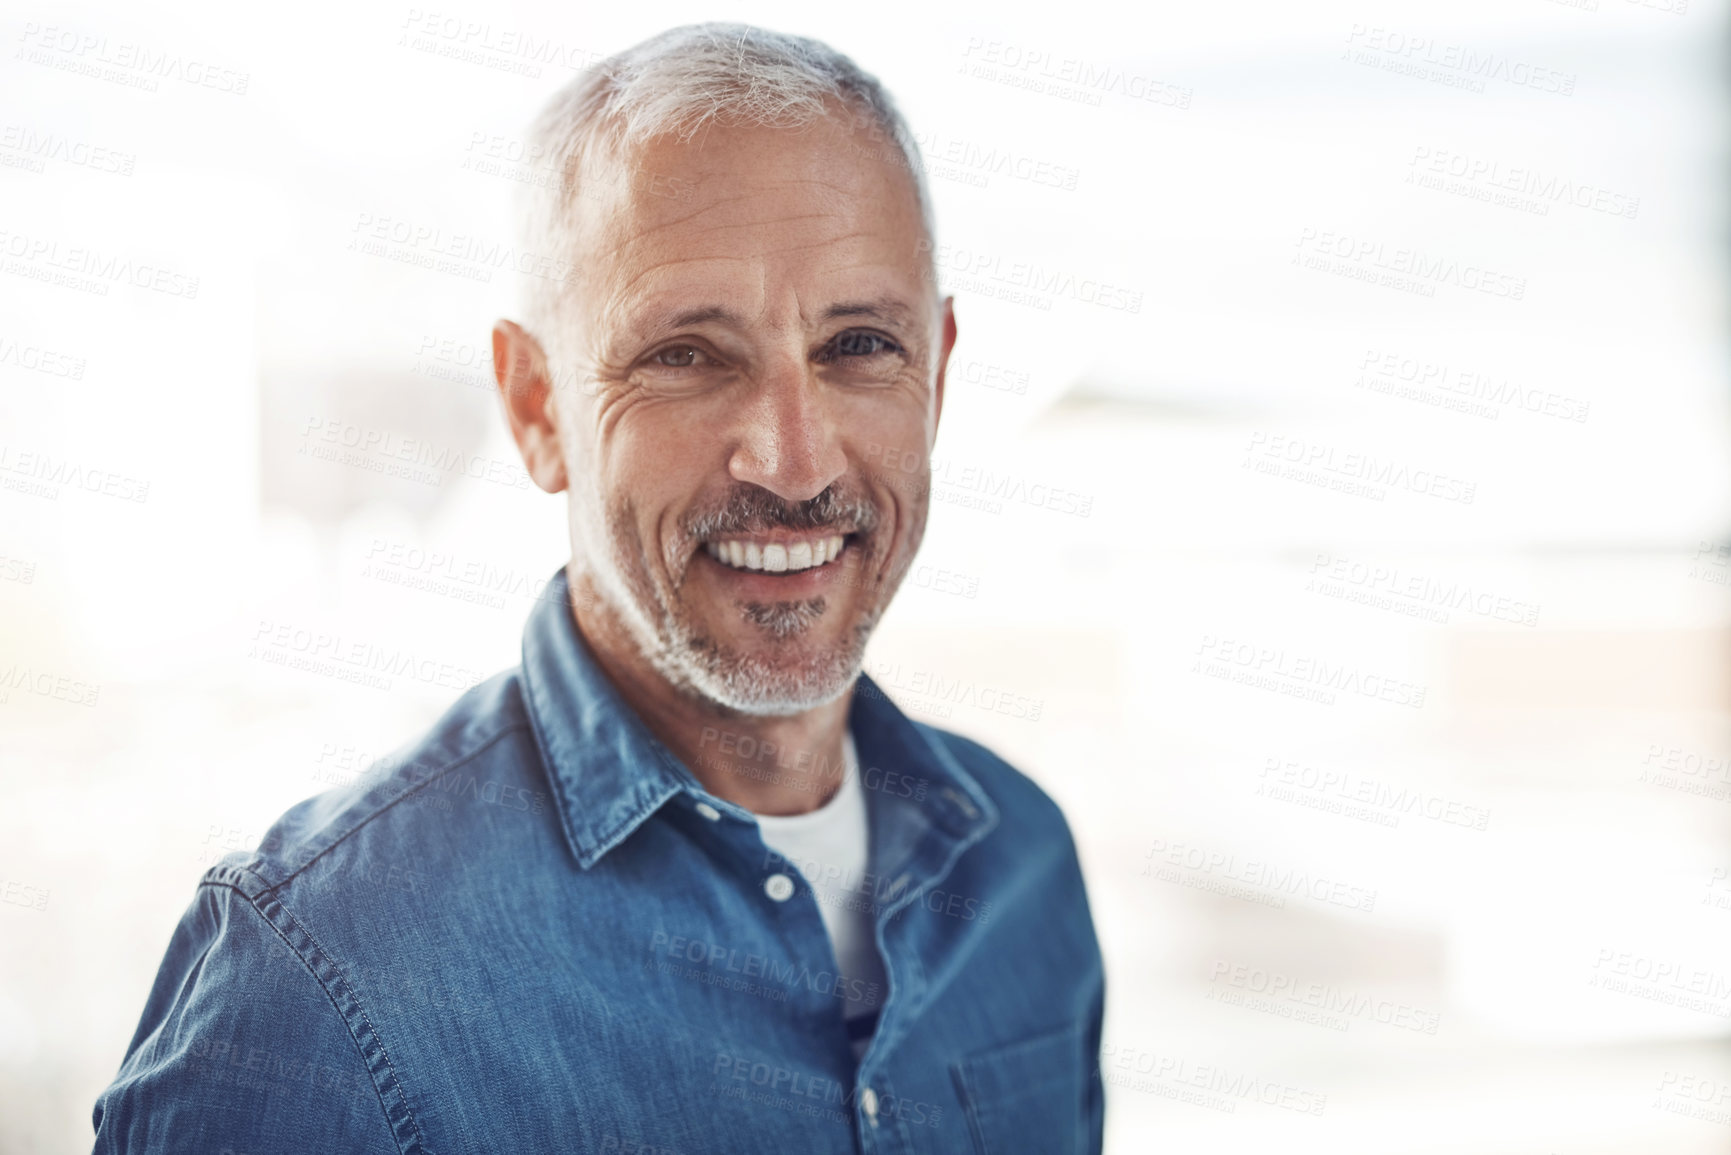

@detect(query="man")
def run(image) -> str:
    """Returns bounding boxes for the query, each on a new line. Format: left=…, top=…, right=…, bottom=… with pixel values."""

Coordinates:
left=95, top=23, right=1103, bottom=1154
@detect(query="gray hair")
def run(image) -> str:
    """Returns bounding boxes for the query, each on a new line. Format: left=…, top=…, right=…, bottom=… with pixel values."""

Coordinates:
left=516, top=23, right=934, bottom=345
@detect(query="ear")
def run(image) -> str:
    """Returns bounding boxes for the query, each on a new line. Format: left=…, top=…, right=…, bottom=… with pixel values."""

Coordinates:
left=930, top=296, right=957, bottom=443
left=492, top=320, right=568, bottom=494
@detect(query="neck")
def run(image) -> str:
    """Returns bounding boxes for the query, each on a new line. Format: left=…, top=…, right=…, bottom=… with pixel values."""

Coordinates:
left=567, top=567, right=853, bottom=817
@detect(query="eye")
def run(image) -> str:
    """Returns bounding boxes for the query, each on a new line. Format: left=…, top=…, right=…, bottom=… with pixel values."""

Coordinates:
left=653, top=345, right=707, bottom=368
left=822, top=329, right=902, bottom=361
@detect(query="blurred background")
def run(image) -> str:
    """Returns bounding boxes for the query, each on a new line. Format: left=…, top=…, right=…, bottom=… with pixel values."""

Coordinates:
left=3, top=0, right=1730, bottom=1151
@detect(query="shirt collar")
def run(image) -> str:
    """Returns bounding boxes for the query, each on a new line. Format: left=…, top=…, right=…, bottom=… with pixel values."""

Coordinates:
left=520, top=567, right=998, bottom=869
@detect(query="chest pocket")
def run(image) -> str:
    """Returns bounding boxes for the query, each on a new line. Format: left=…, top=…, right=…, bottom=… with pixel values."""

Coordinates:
left=951, top=1024, right=1088, bottom=1155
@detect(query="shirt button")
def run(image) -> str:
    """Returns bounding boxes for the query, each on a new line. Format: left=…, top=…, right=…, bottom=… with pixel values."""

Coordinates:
left=764, top=873, right=796, bottom=902
left=694, top=801, right=721, bottom=822
left=861, top=1086, right=879, bottom=1126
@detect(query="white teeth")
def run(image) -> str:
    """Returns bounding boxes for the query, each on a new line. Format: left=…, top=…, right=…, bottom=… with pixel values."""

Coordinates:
left=705, top=533, right=851, bottom=573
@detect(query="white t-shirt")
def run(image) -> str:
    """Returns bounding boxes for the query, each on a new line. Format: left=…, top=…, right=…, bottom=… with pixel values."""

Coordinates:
left=754, top=731, right=887, bottom=1056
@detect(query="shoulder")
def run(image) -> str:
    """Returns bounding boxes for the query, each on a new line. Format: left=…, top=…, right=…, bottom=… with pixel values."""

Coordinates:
left=94, top=879, right=406, bottom=1151
left=98, top=670, right=548, bottom=1151
left=916, top=722, right=1076, bottom=847
left=911, top=723, right=1102, bottom=980
left=216, top=668, right=546, bottom=899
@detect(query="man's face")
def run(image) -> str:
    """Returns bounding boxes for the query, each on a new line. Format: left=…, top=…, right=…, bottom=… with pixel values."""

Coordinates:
left=518, top=110, right=953, bottom=716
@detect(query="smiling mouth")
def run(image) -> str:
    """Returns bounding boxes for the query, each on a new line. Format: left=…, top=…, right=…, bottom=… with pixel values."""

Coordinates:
left=703, top=533, right=849, bottom=574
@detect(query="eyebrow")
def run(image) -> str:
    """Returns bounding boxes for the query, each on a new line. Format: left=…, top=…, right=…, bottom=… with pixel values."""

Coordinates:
left=650, top=297, right=920, bottom=337
left=820, top=298, right=919, bottom=329
left=662, top=305, right=738, bottom=330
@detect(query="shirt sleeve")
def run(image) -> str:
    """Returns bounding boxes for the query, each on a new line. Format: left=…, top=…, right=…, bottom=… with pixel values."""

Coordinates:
left=1083, top=966, right=1106, bottom=1155
left=93, top=880, right=402, bottom=1154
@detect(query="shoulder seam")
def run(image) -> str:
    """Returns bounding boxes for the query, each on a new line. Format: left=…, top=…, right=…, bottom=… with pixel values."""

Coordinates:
left=256, top=722, right=532, bottom=897
left=204, top=879, right=426, bottom=1155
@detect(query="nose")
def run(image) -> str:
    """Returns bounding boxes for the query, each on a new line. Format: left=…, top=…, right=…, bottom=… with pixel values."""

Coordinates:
left=727, top=356, right=847, bottom=503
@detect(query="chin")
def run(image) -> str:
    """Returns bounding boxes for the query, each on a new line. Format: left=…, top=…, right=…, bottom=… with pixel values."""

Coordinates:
left=678, top=651, right=860, bottom=716
left=658, top=613, right=875, bottom=717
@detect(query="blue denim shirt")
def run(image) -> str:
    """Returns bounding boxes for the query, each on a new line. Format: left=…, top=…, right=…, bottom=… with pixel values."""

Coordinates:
left=94, top=570, right=1104, bottom=1154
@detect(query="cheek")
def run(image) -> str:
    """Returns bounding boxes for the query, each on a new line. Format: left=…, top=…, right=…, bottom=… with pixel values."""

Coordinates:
left=845, top=395, right=933, bottom=478
left=603, top=414, right=721, bottom=561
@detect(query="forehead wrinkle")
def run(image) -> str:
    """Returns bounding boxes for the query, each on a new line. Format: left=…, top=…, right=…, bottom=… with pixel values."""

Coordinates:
left=611, top=185, right=802, bottom=240
left=614, top=166, right=893, bottom=244
left=630, top=211, right=862, bottom=255
left=598, top=207, right=875, bottom=291
left=592, top=254, right=763, bottom=336
left=595, top=242, right=913, bottom=340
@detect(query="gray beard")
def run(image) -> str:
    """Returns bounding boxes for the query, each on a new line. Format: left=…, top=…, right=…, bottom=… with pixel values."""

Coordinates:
left=577, top=471, right=901, bottom=717
left=644, top=593, right=881, bottom=717
left=583, top=513, right=882, bottom=719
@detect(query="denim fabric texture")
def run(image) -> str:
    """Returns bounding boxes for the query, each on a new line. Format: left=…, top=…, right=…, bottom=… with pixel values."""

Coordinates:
left=94, top=569, right=1105, bottom=1154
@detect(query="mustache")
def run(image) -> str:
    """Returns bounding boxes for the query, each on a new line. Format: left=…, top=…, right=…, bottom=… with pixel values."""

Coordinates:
left=682, top=483, right=880, bottom=544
